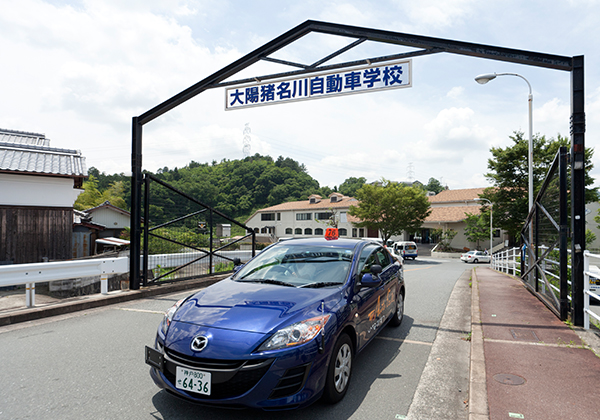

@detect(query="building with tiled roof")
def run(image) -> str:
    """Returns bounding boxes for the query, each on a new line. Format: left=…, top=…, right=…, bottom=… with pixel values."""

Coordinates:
left=422, top=187, right=504, bottom=251
left=246, top=186, right=505, bottom=251
left=0, top=128, right=88, bottom=263
left=245, top=193, right=378, bottom=241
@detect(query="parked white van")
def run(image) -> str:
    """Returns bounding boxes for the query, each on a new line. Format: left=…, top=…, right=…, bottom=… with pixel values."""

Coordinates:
left=393, top=241, right=418, bottom=260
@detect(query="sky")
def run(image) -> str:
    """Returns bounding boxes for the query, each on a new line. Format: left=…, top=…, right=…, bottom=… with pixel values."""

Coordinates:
left=1, top=0, right=600, bottom=191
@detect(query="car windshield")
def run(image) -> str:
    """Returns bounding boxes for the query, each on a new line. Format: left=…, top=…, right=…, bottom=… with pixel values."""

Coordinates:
left=233, top=244, right=354, bottom=288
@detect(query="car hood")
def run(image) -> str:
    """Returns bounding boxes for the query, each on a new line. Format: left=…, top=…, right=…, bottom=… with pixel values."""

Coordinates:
left=173, top=279, right=342, bottom=334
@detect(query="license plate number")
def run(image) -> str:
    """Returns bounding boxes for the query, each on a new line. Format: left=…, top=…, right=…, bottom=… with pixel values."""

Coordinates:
left=175, top=366, right=212, bottom=395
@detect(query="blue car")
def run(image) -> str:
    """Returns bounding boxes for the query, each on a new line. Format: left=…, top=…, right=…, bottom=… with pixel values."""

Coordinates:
left=145, top=237, right=405, bottom=410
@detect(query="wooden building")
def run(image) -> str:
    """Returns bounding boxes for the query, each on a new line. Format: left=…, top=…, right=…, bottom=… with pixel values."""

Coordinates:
left=0, top=128, right=87, bottom=264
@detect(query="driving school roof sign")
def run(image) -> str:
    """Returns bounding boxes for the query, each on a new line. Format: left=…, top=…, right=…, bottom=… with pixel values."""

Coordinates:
left=225, top=59, right=411, bottom=110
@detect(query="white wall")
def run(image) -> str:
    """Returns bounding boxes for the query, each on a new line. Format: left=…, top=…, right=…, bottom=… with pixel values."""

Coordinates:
left=0, top=173, right=81, bottom=207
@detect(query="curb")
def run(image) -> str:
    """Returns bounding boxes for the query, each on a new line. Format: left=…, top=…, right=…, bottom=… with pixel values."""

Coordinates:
left=469, top=269, right=489, bottom=420
left=0, top=274, right=229, bottom=327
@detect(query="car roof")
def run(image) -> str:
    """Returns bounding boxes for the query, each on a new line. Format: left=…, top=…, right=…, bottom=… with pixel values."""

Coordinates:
left=271, top=237, right=373, bottom=250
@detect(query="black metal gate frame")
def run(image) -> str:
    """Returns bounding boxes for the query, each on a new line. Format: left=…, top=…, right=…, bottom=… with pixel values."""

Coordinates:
left=521, top=147, right=569, bottom=320
left=142, top=174, right=255, bottom=285
left=129, top=20, right=586, bottom=325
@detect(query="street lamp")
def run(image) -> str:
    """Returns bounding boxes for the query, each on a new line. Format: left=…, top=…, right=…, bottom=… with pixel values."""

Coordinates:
left=474, top=72, right=534, bottom=213
left=475, top=198, right=493, bottom=255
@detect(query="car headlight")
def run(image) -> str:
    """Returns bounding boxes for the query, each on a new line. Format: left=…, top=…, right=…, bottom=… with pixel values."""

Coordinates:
left=161, top=298, right=185, bottom=336
left=257, top=314, right=331, bottom=352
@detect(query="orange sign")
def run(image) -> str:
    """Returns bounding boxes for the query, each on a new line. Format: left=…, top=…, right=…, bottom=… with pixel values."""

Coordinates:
left=325, top=228, right=339, bottom=240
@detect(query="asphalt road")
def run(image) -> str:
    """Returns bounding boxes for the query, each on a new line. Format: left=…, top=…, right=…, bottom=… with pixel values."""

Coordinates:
left=0, top=258, right=472, bottom=420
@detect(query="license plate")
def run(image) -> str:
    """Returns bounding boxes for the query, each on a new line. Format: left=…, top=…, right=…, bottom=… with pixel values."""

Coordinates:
left=145, top=346, right=164, bottom=371
left=175, top=366, right=212, bottom=395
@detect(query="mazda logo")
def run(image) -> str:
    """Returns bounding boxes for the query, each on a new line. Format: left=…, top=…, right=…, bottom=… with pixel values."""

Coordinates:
left=191, top=335, right=208, bottom=352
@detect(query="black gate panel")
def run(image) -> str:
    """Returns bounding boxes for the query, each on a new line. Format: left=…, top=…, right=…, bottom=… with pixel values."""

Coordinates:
left=521, top=147, right=569, bottom=319
left=141, top=174, right=255, bottom=286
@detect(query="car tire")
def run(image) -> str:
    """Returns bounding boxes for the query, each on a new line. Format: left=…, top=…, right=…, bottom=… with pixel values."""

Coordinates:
left=389, top=291, right=404, bottom=327
left=473, top=259, right=478, bottom=263
left=323, top=333, right=353, bottom=404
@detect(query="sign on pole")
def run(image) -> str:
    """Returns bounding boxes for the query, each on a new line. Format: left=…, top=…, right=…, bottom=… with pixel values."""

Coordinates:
left=225, top=59, right=411, bottom=110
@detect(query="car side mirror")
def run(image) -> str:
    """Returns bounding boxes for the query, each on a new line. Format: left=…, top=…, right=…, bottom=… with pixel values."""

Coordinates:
left=359, top=264, right=383, bottom=289
left=233, top=258, right=243, bottom=272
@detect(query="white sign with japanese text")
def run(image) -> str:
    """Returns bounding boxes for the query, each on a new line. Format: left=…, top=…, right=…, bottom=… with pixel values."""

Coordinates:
left=225, top=59, right=411, bottom=110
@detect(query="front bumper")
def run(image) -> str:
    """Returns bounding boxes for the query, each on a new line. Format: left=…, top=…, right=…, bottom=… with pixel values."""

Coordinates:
left=146, top=339, right=329, bottom=410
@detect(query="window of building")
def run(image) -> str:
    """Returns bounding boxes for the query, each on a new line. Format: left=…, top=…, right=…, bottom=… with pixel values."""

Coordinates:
left=493, top=229, right=501, bottom=238
left=315, top=228, right=323, bottom=235
left=296, top=213, right=312, bottom=221
left=304, top=228, right=313, bottom=235
left=339, top=228, right=347, bottom=236
left=254, top=228, right=259, bottom=233
left=277, top=213, right=281, bottom=221
left=261, top=213, right=275, bottom=221
left=285, top=228, right=292, bottom=235
left=340, top=212, right=347, bottom=223
left=352, top=228, right=357, bottom=238
left=315, top=212, right=333, bottom=220
left=359, top=228, right=365, bottom=237
left=295, top=228, right=302, bottom=235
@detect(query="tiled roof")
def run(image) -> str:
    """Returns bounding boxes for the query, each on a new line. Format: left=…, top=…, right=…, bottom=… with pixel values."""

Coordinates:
left=425, top=205, right=481, bottom=223
left=428, top=187, right=488, bottom=204
left=257, top=195, right=358, bottom=212
left=0, top=128, right=87, bottom=177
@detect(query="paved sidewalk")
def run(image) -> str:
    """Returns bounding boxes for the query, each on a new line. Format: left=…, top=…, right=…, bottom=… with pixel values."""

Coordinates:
left=471, top=267, right=600, bottom=420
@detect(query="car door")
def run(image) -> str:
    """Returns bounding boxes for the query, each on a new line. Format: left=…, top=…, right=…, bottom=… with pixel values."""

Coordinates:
left=353, top=245, right=397, bottom=350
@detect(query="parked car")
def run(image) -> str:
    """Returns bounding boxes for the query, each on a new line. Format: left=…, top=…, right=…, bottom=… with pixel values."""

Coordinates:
left=460, top=250, right=491, bottom=264
left=145, top=237, right=405, bottom=410
left=393, top=241, right=418, bottom=260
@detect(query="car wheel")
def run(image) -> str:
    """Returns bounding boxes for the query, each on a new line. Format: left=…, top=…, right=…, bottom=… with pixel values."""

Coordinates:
left=323, top=333, right=353, bottom=404
left=473, top=258, right=478, bottom=263
left=389, top=291, right=404, bottom=327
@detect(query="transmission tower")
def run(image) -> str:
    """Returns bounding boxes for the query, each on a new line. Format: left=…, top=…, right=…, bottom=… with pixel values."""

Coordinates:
left=407, top=162, right=415, bottom=183
left=243, top=123, right=251, bottom=157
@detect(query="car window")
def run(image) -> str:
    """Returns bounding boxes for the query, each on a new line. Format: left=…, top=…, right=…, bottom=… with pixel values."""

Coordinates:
left=358, top=246, right=390, bottom=274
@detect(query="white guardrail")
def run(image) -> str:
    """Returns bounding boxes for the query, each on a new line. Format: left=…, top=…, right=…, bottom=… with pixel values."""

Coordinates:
left=491, top=247, right=521, bottom=276
left=0, top=258, right=128, bottom=308
left=583, top=250, right=600, bottom=330
left=0, top=250, right=255, bottom=309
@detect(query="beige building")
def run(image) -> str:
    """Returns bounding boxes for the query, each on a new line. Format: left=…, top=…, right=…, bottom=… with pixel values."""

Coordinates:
left=246, top=188, right=506, bottom=251
left=245, top=192, right=378, bottom=242
left=423, top=188, right=505, bottom=251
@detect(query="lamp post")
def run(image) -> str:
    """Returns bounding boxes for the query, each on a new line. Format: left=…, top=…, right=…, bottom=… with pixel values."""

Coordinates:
left=474, top=72, right=533, bottom=213
left=475, top=198, right=493, bottom=254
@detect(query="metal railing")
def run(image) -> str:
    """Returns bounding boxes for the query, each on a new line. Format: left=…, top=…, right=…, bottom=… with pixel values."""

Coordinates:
left=491, top=247, right=521, bottom=276
left=583, top=250, right=600, bottom=329
left=0, top=258, right=128, bottom=308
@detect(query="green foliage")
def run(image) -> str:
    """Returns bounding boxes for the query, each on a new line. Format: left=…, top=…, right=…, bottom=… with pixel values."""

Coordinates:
left=432, top=228, right=458, bottom=252
left=483, top=132, right=597, bottom=239
left=348, top=179, right=431, bottom=243
left=338, top=177, right=367, bottom=197
left=74, top=175, right=103, bottom=210
left=75, top=172, right=129, bottom=211
left=215, top=261, right=234, bottom=272
left=424, top=177, right=446, bottom=194
left=464, top=210, right=491, bottom=250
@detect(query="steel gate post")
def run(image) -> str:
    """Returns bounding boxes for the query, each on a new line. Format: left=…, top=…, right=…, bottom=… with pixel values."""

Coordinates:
left=571, top=56, right=586, bottom=326
left=559, top=147, right=569, bottom=320
left=130, top=117, right=143, bottom=290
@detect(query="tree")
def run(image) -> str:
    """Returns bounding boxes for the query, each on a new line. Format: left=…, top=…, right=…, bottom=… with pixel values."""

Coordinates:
left=338, top=177, right=366, bottom=197
left=425, top=177, right=446, bottom=194
left=74, top=175, right=102, bottom=210
left=348, top=179, right=431, bottom=243
left=464, top=211, right=490, bottom=250
left=482, top=131, right=597, bottom=239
